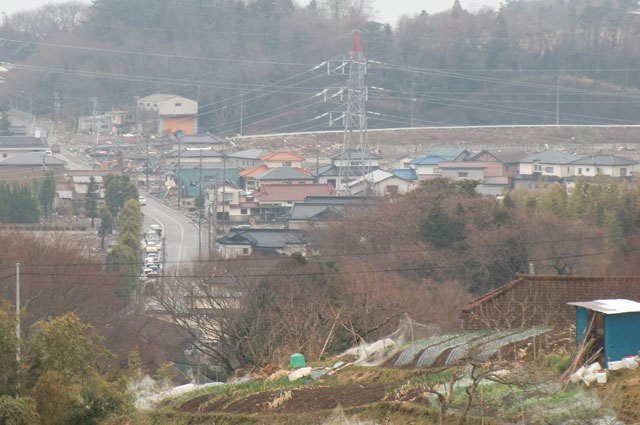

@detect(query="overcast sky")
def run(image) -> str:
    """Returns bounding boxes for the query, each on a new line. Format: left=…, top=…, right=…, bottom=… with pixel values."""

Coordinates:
left=2, top=0, right=503, bottom=27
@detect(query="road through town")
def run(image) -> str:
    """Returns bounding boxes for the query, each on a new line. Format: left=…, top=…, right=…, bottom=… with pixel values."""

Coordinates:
left=142, top=194, right=200, bottom=269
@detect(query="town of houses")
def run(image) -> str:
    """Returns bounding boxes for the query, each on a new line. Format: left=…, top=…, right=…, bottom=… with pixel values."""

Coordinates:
left=2, top=92, right=638, bottom=261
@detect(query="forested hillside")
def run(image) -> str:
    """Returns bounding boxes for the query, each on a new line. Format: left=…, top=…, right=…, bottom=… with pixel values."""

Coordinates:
left=1, top=0, right=640, bottom=135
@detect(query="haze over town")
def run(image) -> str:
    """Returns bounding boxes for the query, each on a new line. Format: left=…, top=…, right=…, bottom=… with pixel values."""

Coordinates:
left=1, top=0, right=640, bottom=423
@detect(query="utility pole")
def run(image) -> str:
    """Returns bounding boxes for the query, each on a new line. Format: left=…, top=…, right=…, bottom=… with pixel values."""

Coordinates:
left=145, top=136, right=150, bottom=190
left=239, top=93, right=244, bottom=136
left=91, top=97, right=99, bottom=170
left=556, top=76, right=560, bottom=126
left=198, top=148, right=203, bottom=259
left=174, top=130, right=184, bottom=209
left=15, top=262, right=20, bottom=361
left=53, top=92, right=60, bottom=138
left=221, top=155, right=227, bottom=233
left=315, top=145, right=320, bottom=183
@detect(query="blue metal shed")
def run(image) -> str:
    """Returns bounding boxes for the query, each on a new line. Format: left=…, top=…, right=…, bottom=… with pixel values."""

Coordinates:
left=568, top=299, right=640, bottom=368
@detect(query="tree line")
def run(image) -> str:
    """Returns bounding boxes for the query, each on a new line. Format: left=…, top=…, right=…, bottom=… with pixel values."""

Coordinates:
left=0, top=173, right=55, bottom=224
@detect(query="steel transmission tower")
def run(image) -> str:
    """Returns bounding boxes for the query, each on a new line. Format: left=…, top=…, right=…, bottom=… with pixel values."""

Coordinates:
left=337, top=31, right=370, bottom=195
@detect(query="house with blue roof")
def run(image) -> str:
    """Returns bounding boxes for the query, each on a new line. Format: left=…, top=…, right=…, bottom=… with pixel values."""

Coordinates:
left=392, top=169, right=418, bottom=181
left=408, top=155, right=449, bottom=179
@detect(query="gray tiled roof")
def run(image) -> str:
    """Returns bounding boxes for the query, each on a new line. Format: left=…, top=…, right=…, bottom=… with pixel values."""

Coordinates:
left=289, top=204, right=340, bottom=220
left=329, top=149, right=382, bottom=160
left=519, top=150, right=577, bottom=164
left=570, top=155, right=637, bottom=166
left=0, top=136, right=47, bottom=148
left=227, top=149, right=271, bottom=160
left=0, top=152, right=66, bottom=166
left=217, top=228, right=308, bottom=248
left=253, top=167, right=314, bottom=181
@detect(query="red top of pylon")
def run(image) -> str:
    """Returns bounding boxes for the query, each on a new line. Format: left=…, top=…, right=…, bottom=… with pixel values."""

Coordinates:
left=351, top=31, right=362, bottom=52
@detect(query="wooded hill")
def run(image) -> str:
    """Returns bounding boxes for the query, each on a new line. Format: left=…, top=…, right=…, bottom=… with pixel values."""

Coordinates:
left=1, top=0, right=640, bottom=135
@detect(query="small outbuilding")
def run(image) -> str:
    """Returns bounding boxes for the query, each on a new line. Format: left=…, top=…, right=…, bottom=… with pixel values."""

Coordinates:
left=568, top=299, right=640, bottom=368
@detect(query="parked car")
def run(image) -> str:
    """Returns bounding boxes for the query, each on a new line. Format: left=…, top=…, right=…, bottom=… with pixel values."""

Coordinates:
left=139, top=196, right=147, bottom=206
left=150, top=224, right=162, bottom=237
left=145, top=245, right=159, bottom=254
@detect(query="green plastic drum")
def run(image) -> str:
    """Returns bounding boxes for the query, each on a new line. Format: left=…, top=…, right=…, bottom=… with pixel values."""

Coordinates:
left=290, top=353, right=306, bottom=368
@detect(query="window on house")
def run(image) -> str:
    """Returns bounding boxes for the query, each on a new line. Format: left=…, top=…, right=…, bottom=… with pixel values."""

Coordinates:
left=2, top=154, right=6, bottom=158
left=567, top=167, right=570, bottom=172
left=284, top=161, right=292, bottom=166
left=386, top=185, right=399, bottom=194
left=327, top=179, right=336, bottom=188
left=175, top=102, right=182, bottom=107
left=434, top=167, right=441, bottom=173
left=241, top=208, right=248, bottom=214
left=545, top=166, right=554, bottom=173
left=153, top=103, right=157, bottom=107
left=586, top=168, right=590, bottom=172
left=578, top=168, right=582, bottom=174
left=621, top=168, right=628, bottom=176
left=597, top=168, right=602, bottom=174
left=458, top=172, right=468, bottom=178
left=241, top=248, right=250, bottom=255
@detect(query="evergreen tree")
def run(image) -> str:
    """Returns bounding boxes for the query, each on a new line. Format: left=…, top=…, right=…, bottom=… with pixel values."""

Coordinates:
left=38, top=173, right=56, bottom=220
left=98, top=206, right=113, bottom=250
left=84, top=177, right=98, bottom=228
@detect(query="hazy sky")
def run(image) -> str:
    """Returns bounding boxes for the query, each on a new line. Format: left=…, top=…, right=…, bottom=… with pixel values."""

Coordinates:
left=2, top=0, right=503, bottom=27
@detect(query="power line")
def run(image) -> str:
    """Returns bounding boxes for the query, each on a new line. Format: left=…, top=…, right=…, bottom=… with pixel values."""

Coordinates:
left=15, top=246, right=628, bottom=281
left=11, top=232, right=630, bottom=269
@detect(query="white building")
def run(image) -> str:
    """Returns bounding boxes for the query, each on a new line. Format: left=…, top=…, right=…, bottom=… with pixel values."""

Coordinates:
left=137, top=94, right=198, bottom=135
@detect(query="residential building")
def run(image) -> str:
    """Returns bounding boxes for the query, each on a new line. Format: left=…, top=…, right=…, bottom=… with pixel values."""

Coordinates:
left=0, top=136, right=48, bottom=159
left=77, top=114, right=110, bottom=134
left=315, top=149, right=382, bottom=191
left=518, top=151, right=578, bottom=178
left=469, top=150, right=527, bottom=179
left=438, top=161, right=509, bottom=196
left=243, top=167, right=314, bottom=191
left=0, top=152, right=67, bottom=183
left=570, top=155, right=637, bottom=178
left=347, top=169, right=417, bottom=196
left=225, top=149, right=272, bottom=169
left=72, top=175, right=103, bottom=196
left=428, top=147, right=471, bottom=161
left=206, top=184, right=256, bottom=221
left=288, top=196, right=373, bottom=230
left=107, top=110, right=135, bottom=134
left=392, top=169, right=418, bottom=182
left=254, top=183, right=334, bottom=219
left=175, top=167, right=240, bottom=197
left=137, top=94, right=198, bottom=135
left=408, top=155, right=449, bottom=180
left=260, top=152, right=305, bottom=168
left=216, top=228, right=310, bottom=259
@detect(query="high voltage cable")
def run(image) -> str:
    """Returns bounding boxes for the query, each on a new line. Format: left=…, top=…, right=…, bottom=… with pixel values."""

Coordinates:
left=14, top=247, right=630, bottom=280
left=368, top=62, right=640, bottom=100
left=0, top=37, right=315, bottom=67
left=7, top=232, right=631, bottom=269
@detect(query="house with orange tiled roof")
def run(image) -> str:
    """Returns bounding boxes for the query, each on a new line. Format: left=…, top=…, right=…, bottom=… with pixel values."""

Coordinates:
left=260, top=152, right=304, bottom=168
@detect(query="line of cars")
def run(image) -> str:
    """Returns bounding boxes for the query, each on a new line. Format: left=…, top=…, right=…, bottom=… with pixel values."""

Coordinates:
left=141, top=224, right=163, bottom=280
